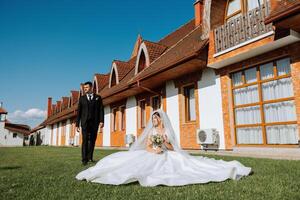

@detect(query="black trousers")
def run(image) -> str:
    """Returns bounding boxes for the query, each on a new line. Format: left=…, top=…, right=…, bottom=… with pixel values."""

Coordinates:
left=81, top=120, right=98, bottom=162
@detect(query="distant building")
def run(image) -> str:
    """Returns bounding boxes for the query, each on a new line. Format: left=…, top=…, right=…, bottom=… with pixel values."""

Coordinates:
left=29, top=120, right=47, bottom=146
left=0, top=104, right=31, bottom=146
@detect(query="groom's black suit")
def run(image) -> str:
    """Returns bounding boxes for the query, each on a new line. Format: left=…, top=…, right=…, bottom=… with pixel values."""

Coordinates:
left=76, top=93, right=104, bottom=163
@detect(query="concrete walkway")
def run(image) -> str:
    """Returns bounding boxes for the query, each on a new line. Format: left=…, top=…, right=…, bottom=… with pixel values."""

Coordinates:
left=96, top=146, right=300, bottom=160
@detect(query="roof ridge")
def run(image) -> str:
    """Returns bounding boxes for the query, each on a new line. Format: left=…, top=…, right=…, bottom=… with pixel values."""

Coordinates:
left=157, top=18, right=195, bottom=44
left=149, top=25, right=202, bottom=68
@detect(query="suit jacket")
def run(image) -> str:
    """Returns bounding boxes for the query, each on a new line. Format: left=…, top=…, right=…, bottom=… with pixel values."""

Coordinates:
left=76, top=93, right=104, bottom=129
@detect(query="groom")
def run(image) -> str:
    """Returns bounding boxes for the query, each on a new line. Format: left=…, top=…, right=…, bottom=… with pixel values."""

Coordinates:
left=76, top=81, right=104, bottom=165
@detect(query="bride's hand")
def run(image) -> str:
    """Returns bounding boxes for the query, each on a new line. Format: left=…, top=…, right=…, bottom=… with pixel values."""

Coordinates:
left=163, top=134, right=169, bottom=144
left=154, top=147, right=163, bottom=154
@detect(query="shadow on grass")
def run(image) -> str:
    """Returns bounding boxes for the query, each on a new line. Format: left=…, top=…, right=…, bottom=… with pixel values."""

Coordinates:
left=0, top=166, right=22, bottom=170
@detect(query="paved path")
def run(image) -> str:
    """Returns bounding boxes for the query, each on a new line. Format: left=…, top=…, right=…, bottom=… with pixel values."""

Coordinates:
left=96, top=146, right=300, bottom=160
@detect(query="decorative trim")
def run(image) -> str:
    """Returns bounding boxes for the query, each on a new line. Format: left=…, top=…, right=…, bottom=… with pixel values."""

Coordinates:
left=135, top=42, right=150, bottom=75
left=109, top=62, right=120, bottom=88
left=213, top=31, right=275, bottom=58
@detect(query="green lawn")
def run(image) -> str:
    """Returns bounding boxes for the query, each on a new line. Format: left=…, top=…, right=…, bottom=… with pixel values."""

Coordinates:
left=0, top=147, right=299, bottom=200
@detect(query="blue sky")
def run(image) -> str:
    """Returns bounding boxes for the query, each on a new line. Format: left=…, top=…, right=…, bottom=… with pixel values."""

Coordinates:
left=0, top=0, right=194, bottom=127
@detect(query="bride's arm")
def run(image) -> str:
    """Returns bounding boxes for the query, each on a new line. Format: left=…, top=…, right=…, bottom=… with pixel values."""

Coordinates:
left=163, top=134, right=174, bottom=151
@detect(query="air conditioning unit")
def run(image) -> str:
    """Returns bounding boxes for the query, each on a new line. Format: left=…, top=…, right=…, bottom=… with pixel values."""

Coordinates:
left=196, top=128, right=219, bottom=145
left=125, top=134, right=135, bottom=145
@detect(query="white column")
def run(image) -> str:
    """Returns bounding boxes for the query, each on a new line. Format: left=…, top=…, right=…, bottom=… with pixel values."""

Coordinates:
left=126, top=96, right=137, bottom=147
left=197, top=68, right=225, bottom=150
left=166, top=80, right=181, bottom=146
left=53, top=124, right=57, bottom=146
left=58, top=122, right=62, bottom=146
left=65, top=119, right=71, bottom=146
left=45, top=125, right=51, bottom=145
left=102, top=105, right=111, bottom=147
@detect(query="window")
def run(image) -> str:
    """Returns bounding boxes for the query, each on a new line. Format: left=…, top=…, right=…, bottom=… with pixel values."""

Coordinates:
left=225, top=0, right=266, bottom=22
left=0, top=114, right=6, bottom=121
left=152, top=96, right=161, bottom=111
left=112, top=108, right=118, bottom=131
left=138, top=51, right=146, bottom=73
left=120, top=106, right=126, bottom=131
left=231, top=57, right=298, bottom=145
left=13, top=133, right=17, bottom=138
left=184, top=85, right=196, bottom=122
left=139, top=100, right=146, bottom=128
left=111, top=69, right=117, bottom=87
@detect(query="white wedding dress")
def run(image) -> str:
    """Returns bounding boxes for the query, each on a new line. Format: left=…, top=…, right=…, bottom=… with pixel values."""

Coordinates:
left=76, top=109, right=251, bottom=187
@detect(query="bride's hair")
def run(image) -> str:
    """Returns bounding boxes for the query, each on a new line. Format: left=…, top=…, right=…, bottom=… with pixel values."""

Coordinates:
left=152, top=111, right=164, bottom=128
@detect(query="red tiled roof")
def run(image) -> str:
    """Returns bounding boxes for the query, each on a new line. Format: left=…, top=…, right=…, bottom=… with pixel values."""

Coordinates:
left=100, top=19, right=207, bottom=101
left=265, top=0, right=300, bottom=23
left=129, top=25, right=207, bottom=84
left=94, top=73, right=110, bottom=93
left=46, top=104, right=77, bottom=125
left=4, top=122, right=31, bottom=135
left=70, top=90, right=79, bottom=105
left=113, top=60, right=134, bottom=81
left=61, top=97, right=69, bottom=110
left=143, top=40, right=168, bottom=63
left=56, top=101, right=61, bottom=113
left=0, top=107, right=8, bottom=114
left=158, top=19, right=195, bottom=47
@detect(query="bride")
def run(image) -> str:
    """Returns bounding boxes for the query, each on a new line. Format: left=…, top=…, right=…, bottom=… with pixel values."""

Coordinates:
left=76, top=109, right=251, bottom=187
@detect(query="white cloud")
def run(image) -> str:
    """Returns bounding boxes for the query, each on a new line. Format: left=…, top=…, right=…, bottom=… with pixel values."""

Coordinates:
left=7, top=108, right=47, bottom=128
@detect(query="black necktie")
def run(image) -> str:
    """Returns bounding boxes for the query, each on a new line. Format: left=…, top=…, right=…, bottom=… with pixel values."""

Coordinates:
left=88, top=94, right=91, bottom=101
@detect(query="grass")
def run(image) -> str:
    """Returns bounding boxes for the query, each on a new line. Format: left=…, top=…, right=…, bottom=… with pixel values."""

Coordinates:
left=0, top=147, right=299, bottom=200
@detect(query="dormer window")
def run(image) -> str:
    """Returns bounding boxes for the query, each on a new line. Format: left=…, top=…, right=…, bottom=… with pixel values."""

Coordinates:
left=111, top=69, right=117, bottom=87
left=135, top=42, right=150, bottom=75
left=225, top=0, right=266, bottom=22
left=137, top=50, right=146, bottom=73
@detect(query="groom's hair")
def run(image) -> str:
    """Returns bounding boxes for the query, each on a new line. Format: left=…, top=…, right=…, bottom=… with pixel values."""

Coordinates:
left=84, top=81, right=93, bottom=87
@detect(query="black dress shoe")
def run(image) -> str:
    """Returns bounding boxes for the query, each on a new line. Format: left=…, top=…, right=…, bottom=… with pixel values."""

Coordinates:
left=89, top=159, right=96, bottom=163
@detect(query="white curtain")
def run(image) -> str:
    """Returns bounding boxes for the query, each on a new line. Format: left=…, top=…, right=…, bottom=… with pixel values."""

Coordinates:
left=260, top=62, right=274, bottom=80
left=227, top=0, right=241, bottom=16
left=234, top=85, right=259, bottom=105
left=244, top=67, right=257, bottom=83
left=232, top=71, right=243, bottom=86
left=235, top=106, right=261, bottom=125
left=262, top=78, right=294, bottom=101
left=237, top=127, right=263, bottom=144
left=247, top=0, right=261, bottom=11
left=266, top=125, right=299, bottom=144
left=264, top=100, right=297, bottom=123
left=189, top=88, right=196, bottom=121
left=277, top=58, right=291, bottom=76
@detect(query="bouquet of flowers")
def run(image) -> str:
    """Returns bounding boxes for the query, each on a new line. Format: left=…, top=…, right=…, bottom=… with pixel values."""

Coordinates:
left=150, top=134, right=164, bottom=149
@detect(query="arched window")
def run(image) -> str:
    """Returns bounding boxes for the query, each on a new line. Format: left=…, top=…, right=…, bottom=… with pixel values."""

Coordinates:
left=111, top=69, right=117, bottom=87
left=225, top=0, right=266, bottom=22
left=137, top=50, right=146, bottom=73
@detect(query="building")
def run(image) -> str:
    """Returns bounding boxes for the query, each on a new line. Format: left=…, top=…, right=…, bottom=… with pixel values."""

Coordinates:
left=0, top=104, right=31, bottom=146
left=42, top=0, right=300, bottom=150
